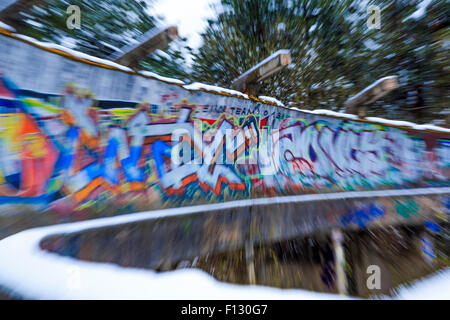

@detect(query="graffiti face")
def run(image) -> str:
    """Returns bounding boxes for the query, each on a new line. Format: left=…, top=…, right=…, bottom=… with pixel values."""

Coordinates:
left=395, top=199, right=419, bottom=219
left=0, top=76, right=449, bottom=216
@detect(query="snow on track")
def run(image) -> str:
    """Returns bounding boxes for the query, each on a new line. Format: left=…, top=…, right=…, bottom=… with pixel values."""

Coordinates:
left=0, top=187, right=449, bottom=299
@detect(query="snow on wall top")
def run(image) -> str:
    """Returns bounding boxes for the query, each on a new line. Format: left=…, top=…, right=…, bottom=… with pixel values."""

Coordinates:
left=0, top=26, right=448, bottom=134
left=138, top=70, right=185, bottom=85
left=0, top=21, right=15, bottom=32
left=258, top=95, right=285, bottom=107
left=184, top=82, right=249, bottom=99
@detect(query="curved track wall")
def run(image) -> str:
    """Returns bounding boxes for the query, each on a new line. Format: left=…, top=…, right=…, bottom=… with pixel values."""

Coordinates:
left=0, top=28, right=449, bottom=220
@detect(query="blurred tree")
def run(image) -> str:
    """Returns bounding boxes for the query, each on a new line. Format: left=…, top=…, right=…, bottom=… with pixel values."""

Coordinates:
left=192, top=0, right=449, bottom=123
left=140, top=40, right=193, bottom=81
left=192, top=0, right=368, bottom=111
left=9, top=0, right=191, bottom=81
left=361, top=0, right=449, bottom=123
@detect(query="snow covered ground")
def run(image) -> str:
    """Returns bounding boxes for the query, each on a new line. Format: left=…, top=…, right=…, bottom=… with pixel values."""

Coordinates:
left=0, top=187, right=449, bottom=300
left=0, top=215, right=347, bottom=300
left=393, top=269, right=450, bottom=300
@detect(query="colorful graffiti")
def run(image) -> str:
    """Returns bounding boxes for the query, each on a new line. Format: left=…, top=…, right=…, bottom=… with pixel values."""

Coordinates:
left=0, top=75, right=449, bottom=216
left=340, top=202, right=386, bottom=228
left=394, top=199, right=420, bottom=219
left=421, top=236, right=436, bottom=265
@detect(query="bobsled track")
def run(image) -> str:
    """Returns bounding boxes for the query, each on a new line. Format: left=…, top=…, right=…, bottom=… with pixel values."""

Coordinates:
left=0, top=25, right=449, bottom=299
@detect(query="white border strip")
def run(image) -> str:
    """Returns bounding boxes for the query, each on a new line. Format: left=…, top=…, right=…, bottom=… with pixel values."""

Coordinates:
left=0, top=187, right=448, bottom=299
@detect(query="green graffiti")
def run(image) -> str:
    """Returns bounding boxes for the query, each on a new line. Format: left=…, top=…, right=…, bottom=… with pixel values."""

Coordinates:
left=395, top=199, right=419, bottom=219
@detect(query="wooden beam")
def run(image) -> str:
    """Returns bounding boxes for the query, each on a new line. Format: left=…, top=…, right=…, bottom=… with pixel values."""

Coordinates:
left=345, top=76, right=398, bottom=115
left=109, top=26, right=178, bottom=69
left=332, top=229, right=348, bottom=295
left=245, top=238, right=256, bottom=285
left=231, top=50, right=291, bottom=95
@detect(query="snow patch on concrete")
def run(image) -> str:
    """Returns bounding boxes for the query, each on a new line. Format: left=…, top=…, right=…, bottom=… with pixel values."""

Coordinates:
left=258, top=95, right=285, bottom=107
left=184, top=82, right=249, bottom=99
left=139, top=70, right=185, bottom=85
left=0, top=21, right=15, bottom=32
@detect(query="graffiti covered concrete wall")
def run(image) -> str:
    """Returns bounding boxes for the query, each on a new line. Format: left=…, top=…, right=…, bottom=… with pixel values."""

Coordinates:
left=0, top=30, right=449, bottom=218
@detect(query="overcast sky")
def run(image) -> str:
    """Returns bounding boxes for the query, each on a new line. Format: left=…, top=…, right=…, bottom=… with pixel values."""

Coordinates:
left=150, top=0, right=221, bottom=50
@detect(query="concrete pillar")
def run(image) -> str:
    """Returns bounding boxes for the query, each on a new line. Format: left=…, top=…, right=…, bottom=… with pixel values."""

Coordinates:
left=245, top=239, right=256, bottom=285
left=245, top=206, right=257, bottom=285
left=332, top=229, right=348, bottom=295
